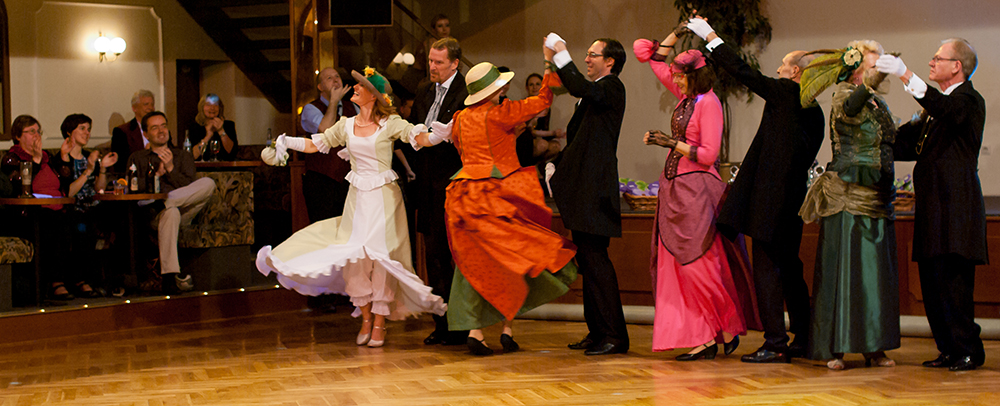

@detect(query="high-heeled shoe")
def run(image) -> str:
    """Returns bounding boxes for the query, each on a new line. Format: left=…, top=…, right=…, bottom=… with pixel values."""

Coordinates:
left=367, top=326, right=386, bottom=348
left=676, top=343, right=718, bottom=361
left=500, top=334, right=519, bottom=353
left=50, top=283, right=74, bottom=301
left=724, top=336, right=740, bottom=355
left=356, top=319, right=372, bottom=345
left=467, top=337, right=494, bottom=356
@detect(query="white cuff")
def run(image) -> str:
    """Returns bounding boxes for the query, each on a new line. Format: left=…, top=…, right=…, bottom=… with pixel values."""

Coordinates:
left=706, top=37, right=724, bottom=52
left=310, top=134, right=331, bottom=153
left=553, top=50, right=572, bottom=69
left=407, top=124, right=429, bottom=151
left=903, top=74, right=928, bottom=99
left=285, top=136, right=307, bottom=152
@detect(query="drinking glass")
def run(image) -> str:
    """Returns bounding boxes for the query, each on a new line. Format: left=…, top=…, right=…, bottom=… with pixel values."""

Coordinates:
left=208, top=139, right=222, bottom=162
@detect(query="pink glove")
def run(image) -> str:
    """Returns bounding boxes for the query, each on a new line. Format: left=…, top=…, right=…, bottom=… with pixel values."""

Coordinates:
left=633, top=39, right=658, bottom=63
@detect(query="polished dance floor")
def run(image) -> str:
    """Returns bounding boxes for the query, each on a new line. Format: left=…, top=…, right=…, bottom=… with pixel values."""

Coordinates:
left=1, top=308, right=998, bottom=405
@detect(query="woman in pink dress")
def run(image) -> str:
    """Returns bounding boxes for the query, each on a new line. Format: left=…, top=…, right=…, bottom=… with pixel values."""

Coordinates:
left=635, top=34, right=747, bottom=360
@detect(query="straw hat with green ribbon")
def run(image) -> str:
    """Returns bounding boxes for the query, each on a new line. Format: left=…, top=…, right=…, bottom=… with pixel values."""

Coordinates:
left=464, top=62, right=515, bottom=105
left=351, top=66, right=393, bottom=107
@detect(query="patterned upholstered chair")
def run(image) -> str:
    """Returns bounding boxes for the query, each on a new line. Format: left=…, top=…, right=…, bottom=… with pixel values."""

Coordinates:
left=177, top=171, right=257, bottom=290
left=0, top=237, right=33, bottom=311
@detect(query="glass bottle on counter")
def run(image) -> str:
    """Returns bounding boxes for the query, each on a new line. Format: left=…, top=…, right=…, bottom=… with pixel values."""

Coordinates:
left=19, top=161, right=33, bottom=198
left=128, top=163, right=139, bottom=193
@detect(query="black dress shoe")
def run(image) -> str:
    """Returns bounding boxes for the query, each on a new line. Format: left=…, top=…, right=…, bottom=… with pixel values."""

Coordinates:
left=442, top=331, right=470, bottom=346
left=741, top=348, right=790, bottom=363
left=467, top=337, right=494, bottom=356
left=787, top=342, right=807, bottom=358
left=568, top=337, right=595, bottom=350
left=922, top=353, right=957, bottom=368
left=724, top=336, right=740, bottom=355
left=584, top=342, right=628, bottom=356
left=500, top=334, right=519, bottom=353
left=423, top=331, right=445, bottom=345
left=949, top=356, right=978, bottom=371
left=676, top=343, right=718, bottom=361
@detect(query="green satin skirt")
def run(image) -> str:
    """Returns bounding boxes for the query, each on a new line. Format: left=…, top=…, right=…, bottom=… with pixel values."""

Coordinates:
left=808, top=211, right=900, bottom=360
left=447, top=261, right=578, bottom=331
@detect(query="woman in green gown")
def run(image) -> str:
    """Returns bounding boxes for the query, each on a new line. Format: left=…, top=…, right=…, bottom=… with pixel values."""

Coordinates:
left=798, top=39, right=900, bottom=370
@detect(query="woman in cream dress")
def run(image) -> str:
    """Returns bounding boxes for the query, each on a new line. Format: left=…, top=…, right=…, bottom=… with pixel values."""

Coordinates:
left=257, top=68, right=450, bottom=347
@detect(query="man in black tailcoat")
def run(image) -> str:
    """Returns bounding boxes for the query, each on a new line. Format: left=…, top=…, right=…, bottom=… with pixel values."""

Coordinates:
left=545, top=33, right=629, bottom=355
left=688, top=18, right=826, bottom=363
left=877, top=38, right=988, bottom=371
left=410, top=37, right=469, bottom=346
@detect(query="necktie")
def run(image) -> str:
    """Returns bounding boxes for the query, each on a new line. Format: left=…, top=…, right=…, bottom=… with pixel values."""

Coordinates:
left=425, top=84, right=447, bottom=127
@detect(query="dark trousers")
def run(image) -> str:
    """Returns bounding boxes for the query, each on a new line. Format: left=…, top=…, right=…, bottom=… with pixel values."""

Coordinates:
left=419, top=187, right=458, bottom=333
left=573, top=230, right=629, bottom=348
left=919, top=254, right=985, bottom=363
left=752, top=237, right=810, bottom=351
left=302, top=171, right=350, bottom=223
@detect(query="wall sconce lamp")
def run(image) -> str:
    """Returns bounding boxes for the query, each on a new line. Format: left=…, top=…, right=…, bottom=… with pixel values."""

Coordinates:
left=94, top=33, right=126, bottom=62
left=392, top=52, right=415, bottom=66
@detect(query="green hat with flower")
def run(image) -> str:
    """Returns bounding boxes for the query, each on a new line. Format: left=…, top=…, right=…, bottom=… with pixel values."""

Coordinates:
left=351, top=66, right=393, bottom=107
left=799, top=47, right=866, bottom=107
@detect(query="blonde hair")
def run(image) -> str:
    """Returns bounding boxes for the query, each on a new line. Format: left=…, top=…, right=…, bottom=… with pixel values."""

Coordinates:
left=195, top=94, right=225, bottom=126
left=370, top=102, right=398, bottom=123
left=847, top=39, right=884, bottom=56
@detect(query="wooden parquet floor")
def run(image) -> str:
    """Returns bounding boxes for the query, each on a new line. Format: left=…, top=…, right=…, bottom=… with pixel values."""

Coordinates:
left=1, top=309, right=999, bottom=405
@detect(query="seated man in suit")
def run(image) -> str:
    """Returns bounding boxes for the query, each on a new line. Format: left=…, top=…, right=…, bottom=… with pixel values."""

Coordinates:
left=112, top=89, right=155, bottom=174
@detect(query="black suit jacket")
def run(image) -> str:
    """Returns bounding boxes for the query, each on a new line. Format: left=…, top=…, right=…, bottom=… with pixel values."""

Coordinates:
left=551, top=62, right=626, bottom=238
left=894, top=81, right=988, bottom=264
left=409, top=71, right=467, bottom=193
left=711, top=43, right=826, bottom=246
left=111, top=118, right=146, bottom=174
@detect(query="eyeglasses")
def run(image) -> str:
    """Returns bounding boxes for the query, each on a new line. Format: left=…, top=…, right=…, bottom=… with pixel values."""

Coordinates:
left=931, top=56, right=959, bottom=64
left=671, top=72, right=686, bottom=78
left=22, top=128, right=41, bottom=136
left=584, top=52, right=605, bottom=59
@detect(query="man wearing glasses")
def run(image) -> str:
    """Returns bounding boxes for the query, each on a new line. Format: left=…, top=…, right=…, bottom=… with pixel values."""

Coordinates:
left=877, top=38, right=987, bottom=371
left=544, top=33, right=629, bottom=355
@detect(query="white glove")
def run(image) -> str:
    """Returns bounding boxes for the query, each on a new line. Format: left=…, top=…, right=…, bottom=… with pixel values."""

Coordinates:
left=261, top=135, right=288, bottom=166
left=686, top=18, right=714, bottom=40
left=875, top=54, right=908, bottom=77
left=545, top=33, right=565, bottom=50
left=284, top=135, right=307, bottom=152
left=274, top=134, right=288, bottom=159
left=544, top=162, right=556, bottom=197
left=430, top=120, right=453, bottom=142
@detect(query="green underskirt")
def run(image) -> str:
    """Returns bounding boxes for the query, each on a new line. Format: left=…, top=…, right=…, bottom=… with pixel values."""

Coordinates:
left=447, top=261, right=578, bottom=331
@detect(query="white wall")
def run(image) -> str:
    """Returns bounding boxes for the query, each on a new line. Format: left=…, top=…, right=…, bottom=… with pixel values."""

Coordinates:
left=459, top=0, right=1000, bottom=194
left=2, top=0, right=288, bottom=150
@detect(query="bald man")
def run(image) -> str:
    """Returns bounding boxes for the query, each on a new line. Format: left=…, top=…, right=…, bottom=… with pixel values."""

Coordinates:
left=688, top=18, right=826, bottom=363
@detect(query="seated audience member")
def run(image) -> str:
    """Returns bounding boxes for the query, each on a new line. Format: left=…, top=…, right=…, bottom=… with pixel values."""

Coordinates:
left=516, top=73, right=565, bottom=177
left=127, top=111, right=215, bottom=293
left=112, top=89, right=155, bottom=174
left=56, top=113, right=120, bottom=297
left=188, top=94, right=238, bottom=161
left=1, top=115, right=98, bottom=300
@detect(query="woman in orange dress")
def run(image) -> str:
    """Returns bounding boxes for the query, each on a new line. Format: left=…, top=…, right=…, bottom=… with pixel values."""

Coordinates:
left=445, top=61, right=577, bottom=356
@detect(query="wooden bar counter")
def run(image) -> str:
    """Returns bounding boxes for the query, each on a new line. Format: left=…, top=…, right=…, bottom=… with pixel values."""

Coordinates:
left=550, top=196, right=1000, bottom=318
